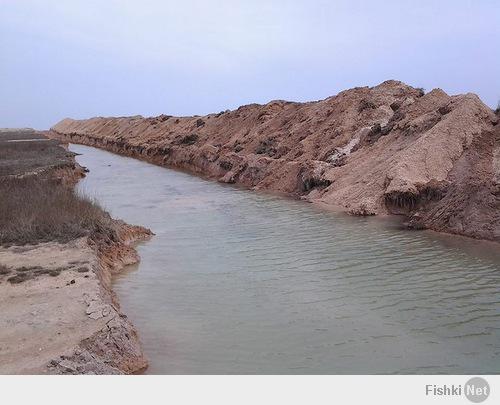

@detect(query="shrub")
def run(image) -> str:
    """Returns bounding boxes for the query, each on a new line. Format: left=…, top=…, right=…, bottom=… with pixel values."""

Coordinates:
left=0, top=177, right=114, bottom=246
left=255, top=139, right=276, bottom=156
left=179, top=134, right=199, bottom=145
left=0, top=139, right=73, bottom=176
left=416, top=87, right=425, bottom=97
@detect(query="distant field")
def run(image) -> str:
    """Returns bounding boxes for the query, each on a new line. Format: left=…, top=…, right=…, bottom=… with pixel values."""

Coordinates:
left=0, top=130, right=74, bottom=176
left=0, top=129, right=45, bottom=141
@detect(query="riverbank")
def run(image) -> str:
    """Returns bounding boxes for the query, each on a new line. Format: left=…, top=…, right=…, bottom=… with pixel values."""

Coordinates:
left=49, top=80, right=500, bottom=242
left=73, top=143, right=500, bottom=374
left=0, top=129, right=152, bottom=374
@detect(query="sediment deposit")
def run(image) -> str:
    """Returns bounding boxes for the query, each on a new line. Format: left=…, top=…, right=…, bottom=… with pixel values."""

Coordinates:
left=50, top=81, right=500, bottom=242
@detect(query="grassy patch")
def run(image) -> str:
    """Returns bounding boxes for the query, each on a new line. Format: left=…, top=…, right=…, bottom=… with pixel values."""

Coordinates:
left=0, top=129, right=43, bottom=141
left=0, top=139, right=75, bottom=177
left=0, top=177, right=114, bottom=246
left=179, top=133, right=199, bottom=145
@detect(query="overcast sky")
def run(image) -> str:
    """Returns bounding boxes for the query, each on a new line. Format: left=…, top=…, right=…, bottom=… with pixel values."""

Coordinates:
left=1, top=0, right=499, bottom=129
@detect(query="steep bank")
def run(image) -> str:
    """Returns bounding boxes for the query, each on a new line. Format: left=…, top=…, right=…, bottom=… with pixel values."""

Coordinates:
left=0, top=223, right=151, bottom=374
left=0, top=130, right=152, bottom=374
left=50, top=80, right=500, bottom=242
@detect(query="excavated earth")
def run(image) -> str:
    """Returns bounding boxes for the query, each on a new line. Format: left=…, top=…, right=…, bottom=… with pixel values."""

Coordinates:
left=50, top=80, right=500, bottom=242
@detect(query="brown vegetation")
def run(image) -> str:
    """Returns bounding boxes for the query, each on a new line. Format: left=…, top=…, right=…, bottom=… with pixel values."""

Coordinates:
left=0, top=129, right=108, bottom=247
left=0, top=135, right=76, bottom=177
left=0, top=177, right=114, bottom=246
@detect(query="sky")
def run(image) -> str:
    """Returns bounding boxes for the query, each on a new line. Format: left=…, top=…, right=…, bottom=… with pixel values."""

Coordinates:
left=1, top=0, right=499, bottom=129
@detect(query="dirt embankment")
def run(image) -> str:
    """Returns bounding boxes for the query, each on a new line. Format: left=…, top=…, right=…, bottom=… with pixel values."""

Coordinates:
left=0, top=129, right=152, bottom=374
left=49, top=80, right=500, bottom=242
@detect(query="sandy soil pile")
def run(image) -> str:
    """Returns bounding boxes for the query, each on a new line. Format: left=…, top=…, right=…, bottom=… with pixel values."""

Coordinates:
left=50, top=80, right=499, bottom=242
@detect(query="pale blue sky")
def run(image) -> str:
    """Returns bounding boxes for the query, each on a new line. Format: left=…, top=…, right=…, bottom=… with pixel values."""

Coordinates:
left=1, top=0, right=499, bottom=129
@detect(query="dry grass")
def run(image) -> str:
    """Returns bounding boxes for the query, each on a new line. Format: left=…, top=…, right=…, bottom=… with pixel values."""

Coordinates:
left=0, top=177, right=114, bottom=246
left=0, top=130, right=118, bottom=247
left=0, top=130, right=44, bottom=141
left=0, top=139, right=74, bottom=177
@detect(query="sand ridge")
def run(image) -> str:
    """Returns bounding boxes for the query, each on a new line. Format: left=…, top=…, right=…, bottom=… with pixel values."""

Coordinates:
left=50, top=80, right=499, bottom=242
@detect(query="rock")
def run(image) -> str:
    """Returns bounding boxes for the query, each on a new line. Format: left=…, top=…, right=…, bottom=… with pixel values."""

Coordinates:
left=58, top=359, right=77, bottom=372
left=76, top=266, right=89, bottom=272
left=390, top=100, right=401, bottom=111
left=86, top=302, right=112, bottom=319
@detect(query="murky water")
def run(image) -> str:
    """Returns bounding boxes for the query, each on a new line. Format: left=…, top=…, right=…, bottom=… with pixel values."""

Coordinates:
left=72, top=144, right=500, bottom=374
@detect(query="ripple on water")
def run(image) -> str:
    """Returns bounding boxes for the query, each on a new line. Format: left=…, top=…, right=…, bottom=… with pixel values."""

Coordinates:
left=72, top=144, right=500, bottom=374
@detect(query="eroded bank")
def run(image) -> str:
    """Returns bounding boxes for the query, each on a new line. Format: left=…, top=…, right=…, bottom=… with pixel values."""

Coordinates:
left=49, top=80, right=500, bottom=242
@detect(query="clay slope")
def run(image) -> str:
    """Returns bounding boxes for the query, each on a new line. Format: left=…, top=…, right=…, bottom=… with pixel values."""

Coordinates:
left=50, top=80, right=500, bottom=242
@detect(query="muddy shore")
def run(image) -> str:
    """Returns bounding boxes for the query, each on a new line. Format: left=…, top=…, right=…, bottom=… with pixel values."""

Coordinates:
left=50, top=80, right=499, bottom=242
left=0, top=129, right=152, bottom=374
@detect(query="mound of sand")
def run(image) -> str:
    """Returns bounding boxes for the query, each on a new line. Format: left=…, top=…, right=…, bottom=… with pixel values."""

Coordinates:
left=50, top=80, right=500, bottom=242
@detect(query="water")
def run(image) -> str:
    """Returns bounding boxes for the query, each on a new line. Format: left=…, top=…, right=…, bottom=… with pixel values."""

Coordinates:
left=71, top=144, right=500, bottom=374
